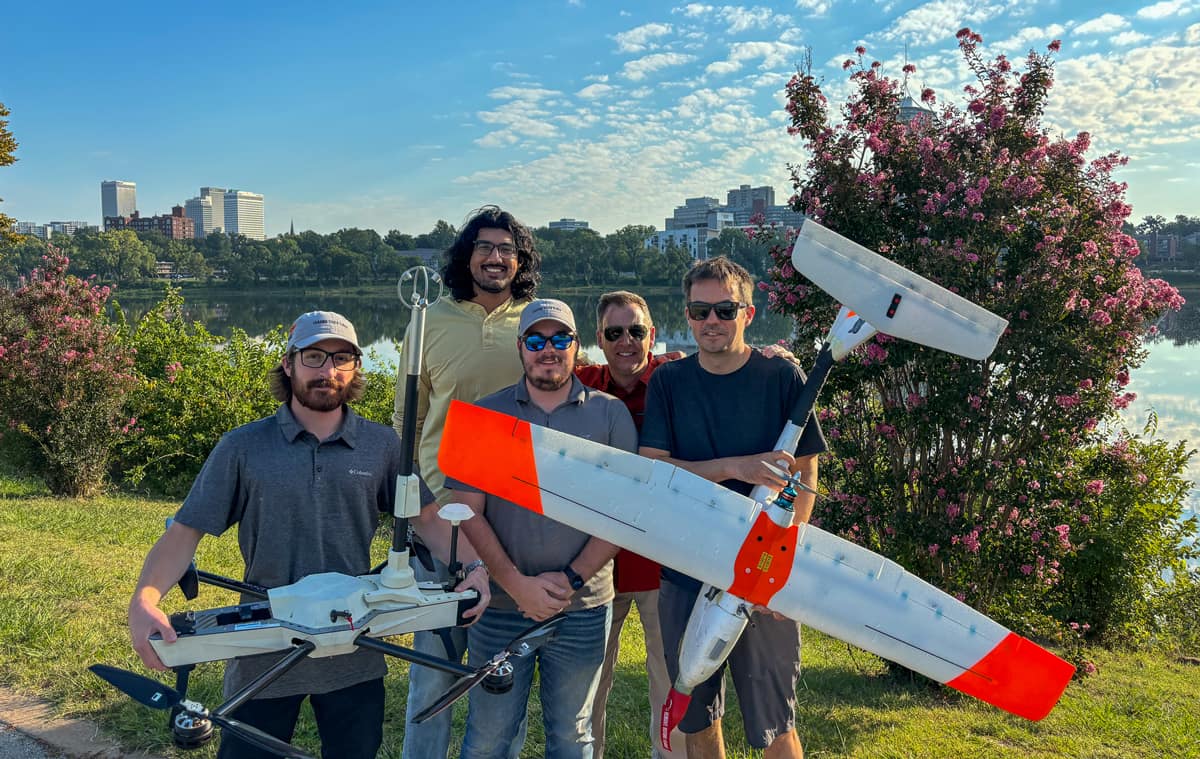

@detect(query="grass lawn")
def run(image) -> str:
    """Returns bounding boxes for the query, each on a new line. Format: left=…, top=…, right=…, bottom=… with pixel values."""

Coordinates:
left=1, top=472, right=1197, bottom=758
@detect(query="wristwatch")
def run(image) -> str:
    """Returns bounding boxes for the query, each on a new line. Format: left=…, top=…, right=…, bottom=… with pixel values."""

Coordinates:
left=563, top=564, right=584, bottom=591
left=463, top=559, right=487, bottom=576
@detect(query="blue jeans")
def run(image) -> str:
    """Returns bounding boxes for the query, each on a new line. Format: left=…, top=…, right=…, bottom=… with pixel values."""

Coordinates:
left=402, top=556, right=470, bottom=759
left=461, top=604, right=611, bottom=759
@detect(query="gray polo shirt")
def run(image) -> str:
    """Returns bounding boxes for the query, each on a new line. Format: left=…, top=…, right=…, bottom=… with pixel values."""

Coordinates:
left=175, top=403, right=432, bottom=698
left=445, top=376, right=637, bottom=612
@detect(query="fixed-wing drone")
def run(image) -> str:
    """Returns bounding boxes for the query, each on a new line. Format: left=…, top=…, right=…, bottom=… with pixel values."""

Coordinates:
left=438, top=219, right=1076, bottom=751
left=90, top=267, right=565, bottom=758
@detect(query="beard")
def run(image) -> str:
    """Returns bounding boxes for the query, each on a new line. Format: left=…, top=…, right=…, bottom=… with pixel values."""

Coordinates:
left=523, top=352, right=573, bottom=392
left=473, top=274, right=506, bottom=294
left=292, top=376, right=350, bottom=412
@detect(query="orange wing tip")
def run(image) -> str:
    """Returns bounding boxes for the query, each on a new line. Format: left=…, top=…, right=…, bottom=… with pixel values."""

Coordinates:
left=439, top=400, right=544, bottom=514
left=946, top=632, right=1075, bottom=721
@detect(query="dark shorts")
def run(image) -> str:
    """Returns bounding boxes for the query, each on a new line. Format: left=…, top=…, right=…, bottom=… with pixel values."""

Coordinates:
left=659, top=578, right=802, bottom=749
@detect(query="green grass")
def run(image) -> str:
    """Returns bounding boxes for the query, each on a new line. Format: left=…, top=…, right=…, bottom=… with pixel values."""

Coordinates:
left=1, top=472, right=1197, bottom=758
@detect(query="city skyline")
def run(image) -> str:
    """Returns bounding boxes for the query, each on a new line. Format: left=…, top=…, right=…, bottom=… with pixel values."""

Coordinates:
left=2, top=2, right=1198, bottom=237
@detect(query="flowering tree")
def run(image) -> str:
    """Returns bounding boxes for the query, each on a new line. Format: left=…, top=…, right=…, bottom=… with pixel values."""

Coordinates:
left=765, top=31, right=1193, bottom=645
left=0, top=248, right=137, bottom=496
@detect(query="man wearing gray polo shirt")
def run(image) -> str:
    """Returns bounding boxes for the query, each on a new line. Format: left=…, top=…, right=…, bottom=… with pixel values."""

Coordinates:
left=127, top=311, right=489, bottom=759
left=450, top=299, right=637, bottom=759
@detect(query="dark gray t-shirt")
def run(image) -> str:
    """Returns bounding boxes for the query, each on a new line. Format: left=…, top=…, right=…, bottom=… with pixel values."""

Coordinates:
left=175, top=403, right=433, bottom=698
left=640, top=350, right=828, bottom=590
left=445, top=376, right=638, bottom=612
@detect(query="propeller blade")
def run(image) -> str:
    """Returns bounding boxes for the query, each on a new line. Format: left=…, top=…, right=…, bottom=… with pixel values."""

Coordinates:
left=209, top=715, right=315, bottom=759
left=89, top=664, right=181, bottom=710
left=411, top=665, right=496, bottom=723
left=504, top=614, right=564, bottom=656
left=412, top=614, right=566, bottom=724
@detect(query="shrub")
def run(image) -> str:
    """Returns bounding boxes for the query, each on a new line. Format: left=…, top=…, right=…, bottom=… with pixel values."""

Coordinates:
left=768, top=31, right=1192, bottom=642
left=113, top=288, right=282, bottom=495
left=0, top=249, right=136, bottom=496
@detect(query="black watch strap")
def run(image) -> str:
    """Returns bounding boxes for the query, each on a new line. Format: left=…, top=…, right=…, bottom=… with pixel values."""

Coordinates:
left=563, top=565, right=584, bottom=591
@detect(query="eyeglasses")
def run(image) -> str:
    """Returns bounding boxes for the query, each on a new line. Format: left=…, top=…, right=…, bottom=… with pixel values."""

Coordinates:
left=473, top=240, right=519, bottom=260
left=602, top=324, right=649, bottom=342
left=296, top=347, right=361, bottom=370
left=686, top=300, right=748, bottom=321
left=522, top=332, right=576, bottom=352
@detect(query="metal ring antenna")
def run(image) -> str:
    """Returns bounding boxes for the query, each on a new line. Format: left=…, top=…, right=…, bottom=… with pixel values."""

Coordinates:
left=397, top=266, right=444, bottom=311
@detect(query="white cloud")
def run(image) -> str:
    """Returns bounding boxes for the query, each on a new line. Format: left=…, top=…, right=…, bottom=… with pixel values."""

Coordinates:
left=877, top=0, right=1016, bottom=45
left=794, top=0, right=831, bottom=15
left=705, top=40, right=801, bottom=77
left=1112, top=30, right=1152, bottom=45
left=614, top=22, right=673, bottom=53
left=993, top=24, right=1066, bottom=54
left=1137, top=0, right=1191, bottom=19
left=718, top=6, right=791, bottom=33
left=681, top=4, right=715, bottom=17
left=584, top=74, right=610, bottom=83
left=488, top=86, right=561, bottom=102
left=1074, top=13, right=1129, bottom=35
left=622, top=52, right=695, bottom=81
left=1187, top=22, right=1200, bottom=43
left=577, top=83, right=616, bottom=99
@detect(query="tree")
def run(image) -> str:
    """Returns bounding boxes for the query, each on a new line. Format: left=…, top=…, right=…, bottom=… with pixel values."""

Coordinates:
left=770, top=31, right=1192, bottom=644
left=0, top=101, right=16, bottom=243
left=384, top=229, right=416, bottom=251
left=414, top=220, right=456, bottom=250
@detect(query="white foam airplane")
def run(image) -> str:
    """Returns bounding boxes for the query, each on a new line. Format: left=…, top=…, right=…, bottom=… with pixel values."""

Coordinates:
left=437, top=219, right=1075, bottom=752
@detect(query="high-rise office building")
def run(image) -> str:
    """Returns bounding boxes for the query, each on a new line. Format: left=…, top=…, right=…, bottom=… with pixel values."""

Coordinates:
left=223, top=190, right=265, bottom=240
left=185, top=196, right=216, bottom=238
left=200, top=187, right=226, bottom=233
left=101, top=180, right=137, bottom=219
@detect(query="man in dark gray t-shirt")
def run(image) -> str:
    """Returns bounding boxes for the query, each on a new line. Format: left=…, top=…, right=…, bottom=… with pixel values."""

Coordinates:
left=127, top=311, right=489, bottom=759
left=640, top=259, right=826, bottom=759
left=449, top=299, right=637, bottom=758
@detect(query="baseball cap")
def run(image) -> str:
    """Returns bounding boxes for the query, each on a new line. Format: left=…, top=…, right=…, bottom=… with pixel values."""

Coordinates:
left=286, top=311, right=361, bottom=353
left=518, top=299, right=576, bottom=335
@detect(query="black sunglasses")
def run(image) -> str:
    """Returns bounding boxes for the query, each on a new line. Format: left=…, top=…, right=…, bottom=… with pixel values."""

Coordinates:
left=686, top=300, right=748, bottom=321
left=602, top=324, right=649, bottom=342
left=522, top=332, right=576, bottom=351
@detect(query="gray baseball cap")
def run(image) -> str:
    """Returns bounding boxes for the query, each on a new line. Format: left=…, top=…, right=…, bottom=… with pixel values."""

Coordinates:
left=286, top=310, right=361, bottom=353
left=518, top=299, right=577, bottom=335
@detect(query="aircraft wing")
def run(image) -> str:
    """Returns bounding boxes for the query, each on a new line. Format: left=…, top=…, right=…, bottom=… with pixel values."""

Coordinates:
left=439, top=400, right=1074, bottom=721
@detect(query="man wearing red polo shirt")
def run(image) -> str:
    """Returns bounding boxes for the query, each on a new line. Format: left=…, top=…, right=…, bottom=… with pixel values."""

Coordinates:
left=575, top=290, right=684, bottom=758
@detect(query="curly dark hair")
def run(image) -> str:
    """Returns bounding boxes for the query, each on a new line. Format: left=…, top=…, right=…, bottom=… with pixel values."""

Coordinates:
left=442, top=205, right=541, bottom=301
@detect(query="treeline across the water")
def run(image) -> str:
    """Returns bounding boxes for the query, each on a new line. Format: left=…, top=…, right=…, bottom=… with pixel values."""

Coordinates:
left=0, top=219, right=779, bottom=289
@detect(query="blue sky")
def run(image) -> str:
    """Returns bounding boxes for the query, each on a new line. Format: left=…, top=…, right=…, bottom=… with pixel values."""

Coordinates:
left=2, top=1, right=1197, bottom=237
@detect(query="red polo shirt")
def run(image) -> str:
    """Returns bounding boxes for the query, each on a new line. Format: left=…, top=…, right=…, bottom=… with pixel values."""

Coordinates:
left=575, top=351, right=684, bottom=592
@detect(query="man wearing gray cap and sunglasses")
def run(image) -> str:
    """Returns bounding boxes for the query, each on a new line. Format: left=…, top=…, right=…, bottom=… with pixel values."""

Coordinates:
left=127, top=310, right=488, bottom=759
left=447, top=298, right=637, bottom=759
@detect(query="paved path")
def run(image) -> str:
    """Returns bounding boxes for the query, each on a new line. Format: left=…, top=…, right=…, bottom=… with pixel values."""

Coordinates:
left=0, top=689, right=162, bottom=759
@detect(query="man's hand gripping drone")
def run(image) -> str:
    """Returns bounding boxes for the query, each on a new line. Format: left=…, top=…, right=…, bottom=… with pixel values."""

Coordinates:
left=89, top=266, right=563, bottom=758
left=438, top=220, right=1075, bottom=753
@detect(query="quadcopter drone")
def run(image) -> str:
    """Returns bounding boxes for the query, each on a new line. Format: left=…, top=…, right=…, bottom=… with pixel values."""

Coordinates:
left=90, top=267, right=565, bottom=758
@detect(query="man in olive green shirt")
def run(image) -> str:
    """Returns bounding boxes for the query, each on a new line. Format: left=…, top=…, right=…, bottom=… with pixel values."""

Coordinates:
left=395, top=205, right=542, bottom=759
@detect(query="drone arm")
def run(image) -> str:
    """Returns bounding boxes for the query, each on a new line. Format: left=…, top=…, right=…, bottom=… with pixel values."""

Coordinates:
left=210, top=640, right=316, bottom=719
left=354, top=635, right=475, bottom=677
left=195, top=570, right=269, bottom=600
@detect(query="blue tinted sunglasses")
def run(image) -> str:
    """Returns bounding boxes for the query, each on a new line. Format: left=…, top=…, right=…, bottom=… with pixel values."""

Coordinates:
left=522, top=332, right=576, bottom=351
